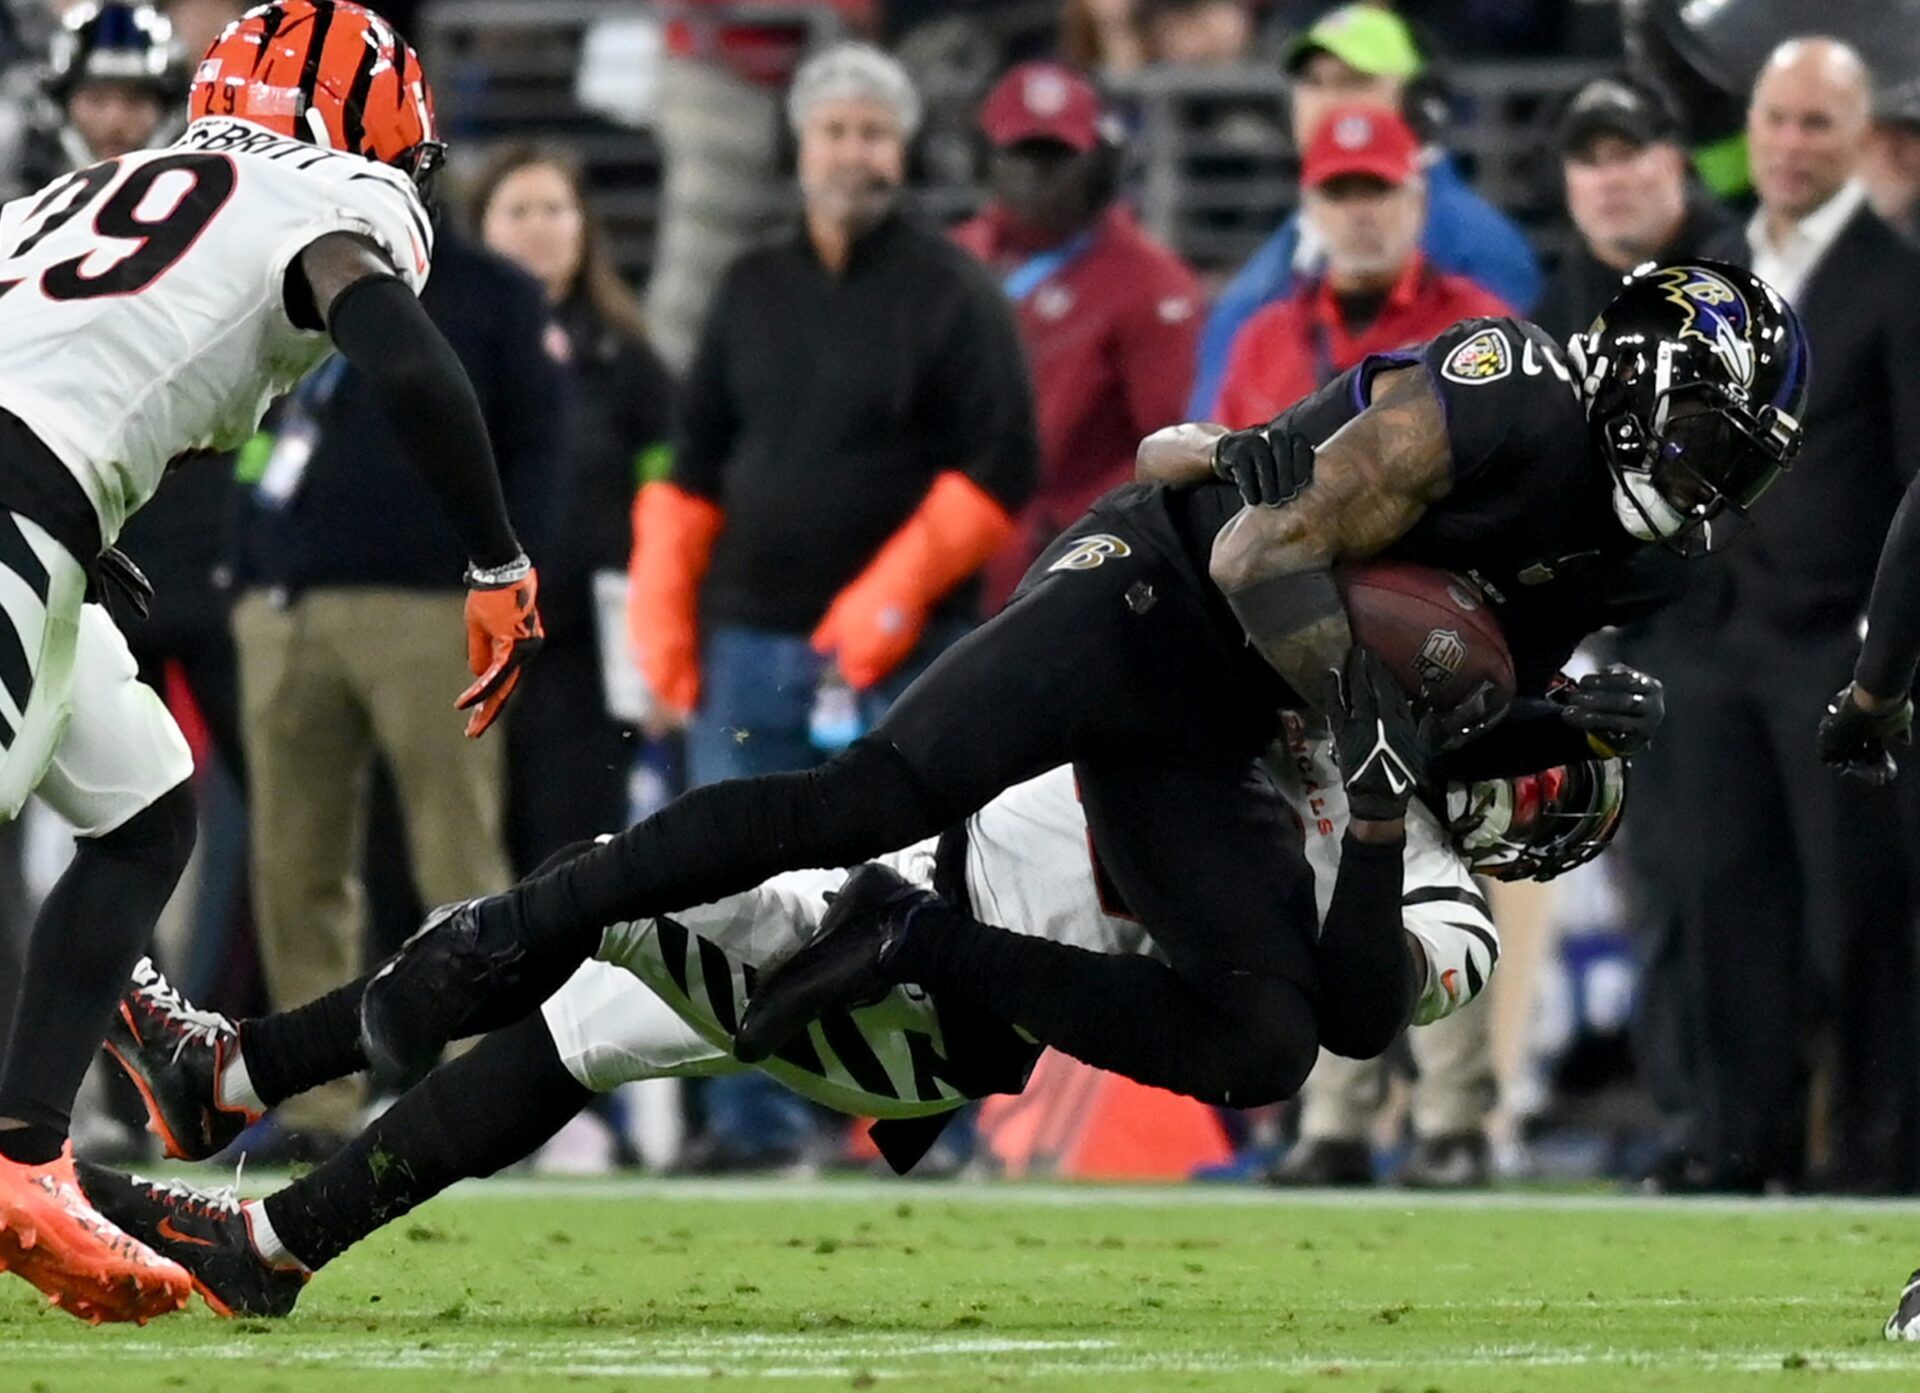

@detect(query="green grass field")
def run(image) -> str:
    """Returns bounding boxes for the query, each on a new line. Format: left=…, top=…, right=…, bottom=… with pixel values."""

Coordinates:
left=5, top=1176, right=1920, bottom=1391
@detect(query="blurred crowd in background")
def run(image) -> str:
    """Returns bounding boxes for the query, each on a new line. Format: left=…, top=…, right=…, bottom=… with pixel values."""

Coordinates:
left=4, top=0, right=1920, bottom=1196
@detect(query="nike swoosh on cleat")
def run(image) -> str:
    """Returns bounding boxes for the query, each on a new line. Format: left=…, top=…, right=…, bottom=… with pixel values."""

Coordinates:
left=155, top=1218, right=217, bottom=1249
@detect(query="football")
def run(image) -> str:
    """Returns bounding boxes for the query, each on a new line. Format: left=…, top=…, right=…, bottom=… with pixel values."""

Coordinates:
left=1336, top=559, right=1515, bottom=711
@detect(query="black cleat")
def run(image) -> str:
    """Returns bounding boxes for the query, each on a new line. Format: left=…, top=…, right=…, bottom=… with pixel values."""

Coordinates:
left=1265, top=1138, right=1375, bottom=1188
left=733, top=862, right=925, bottom=1064
left=105, top=959, right=260, bottom=1162
left=1888, top=1269, right=1920, bottom=1341
left=360, top=898, right=531, bottom=1078
left=73, top=1163, right=309, bottom=1318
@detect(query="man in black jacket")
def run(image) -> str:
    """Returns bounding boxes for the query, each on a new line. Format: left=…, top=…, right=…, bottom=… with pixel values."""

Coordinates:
left=1672, top=37, right=1920, bottom=1193
left=626, top=43, right=1037, bottom=1170
left=1534, top=76, right=1739, bottom=340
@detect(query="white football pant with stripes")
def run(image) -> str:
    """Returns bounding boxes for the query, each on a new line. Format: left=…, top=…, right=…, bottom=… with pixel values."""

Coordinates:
left=0, top=513, right=191, bottom=836
left=544, top=848, right=975, bottom=1123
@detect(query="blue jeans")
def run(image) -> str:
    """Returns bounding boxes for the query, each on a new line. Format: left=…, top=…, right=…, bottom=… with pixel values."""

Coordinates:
left=687, top=620, right=969, bottom=783
left=687, top=618, right=970, bottom=1155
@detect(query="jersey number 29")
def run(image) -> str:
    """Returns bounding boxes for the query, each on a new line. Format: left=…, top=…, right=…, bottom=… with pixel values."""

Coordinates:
left=5, top=153, right=237, bottom=302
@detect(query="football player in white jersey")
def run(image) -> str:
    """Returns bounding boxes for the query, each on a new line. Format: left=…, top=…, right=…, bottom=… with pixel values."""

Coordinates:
left=77, top=718, right=1625, bottom=1317
left=0, top=0, right=543, bottom=1320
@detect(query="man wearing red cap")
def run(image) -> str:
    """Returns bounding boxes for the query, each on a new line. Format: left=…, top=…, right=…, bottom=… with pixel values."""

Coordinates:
left=1216, top=104, right=1513, bottom=429
left=952, top=63, right=1200, bottom=608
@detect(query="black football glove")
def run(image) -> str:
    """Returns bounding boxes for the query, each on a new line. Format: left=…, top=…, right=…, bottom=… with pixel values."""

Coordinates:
left=1557, top=664, right=1664, bottom=756
left=1816, top=684, right=1913, bottom=785
left=1332, top=645, right=1431, bottom=823
left=1212, top=421, right=1315, bottom=508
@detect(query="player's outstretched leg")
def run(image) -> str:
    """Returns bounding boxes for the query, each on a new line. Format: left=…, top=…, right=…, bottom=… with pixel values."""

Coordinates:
left=105, top=959, right=373, bottom=1161
left=71, top=1164, right=309, bottom=1319
left=0, top=781, right=199, bottom=1322
left=741, top=863, right=1320, bottom=1109
left=361, top=738, right=961, bottom=1075
left=83, top=1013, right=591, bottom=1317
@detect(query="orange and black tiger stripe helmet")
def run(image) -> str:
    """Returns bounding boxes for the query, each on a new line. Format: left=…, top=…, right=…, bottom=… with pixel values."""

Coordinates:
left=189, top=1, right=442, bottom=189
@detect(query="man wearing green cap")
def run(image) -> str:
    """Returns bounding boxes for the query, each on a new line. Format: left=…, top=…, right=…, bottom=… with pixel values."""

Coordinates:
left=1188, top=2, right=1540, bottom=418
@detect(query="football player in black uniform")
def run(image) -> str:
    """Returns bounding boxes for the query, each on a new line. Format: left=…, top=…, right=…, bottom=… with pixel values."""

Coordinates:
left=1811, top=280, right=1920, bottom=1344
left=360, top=260, right=1806, bottom=1115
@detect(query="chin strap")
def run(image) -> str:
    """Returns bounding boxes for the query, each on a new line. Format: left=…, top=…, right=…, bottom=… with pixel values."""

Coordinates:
left=1611, top=469, right=1688, bottom=542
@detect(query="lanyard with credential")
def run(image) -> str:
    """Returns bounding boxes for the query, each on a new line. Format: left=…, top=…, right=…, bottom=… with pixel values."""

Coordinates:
left=256, top=354, right=349, bottom=509
left=1001, top=229, right=1097, bottom=304
left=1308, top=314, right=1341, bottom=389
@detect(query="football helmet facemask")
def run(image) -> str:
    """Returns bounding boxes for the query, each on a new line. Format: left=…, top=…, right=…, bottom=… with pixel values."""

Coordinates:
left=1446, top=756, right=1628, bottom=883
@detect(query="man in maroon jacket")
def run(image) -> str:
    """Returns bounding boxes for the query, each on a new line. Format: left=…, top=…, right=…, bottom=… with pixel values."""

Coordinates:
left=952, top=64, right=1201, bottom=609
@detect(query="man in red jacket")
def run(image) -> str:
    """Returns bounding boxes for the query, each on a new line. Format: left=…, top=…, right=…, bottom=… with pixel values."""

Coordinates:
left=952, top=63, right=1201, bottom=609
left=1215, top=104, right=1513, bottom=429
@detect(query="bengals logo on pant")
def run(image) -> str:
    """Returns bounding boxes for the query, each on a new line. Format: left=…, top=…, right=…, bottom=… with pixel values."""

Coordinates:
left=1048, top=534, right=1132, bottom=573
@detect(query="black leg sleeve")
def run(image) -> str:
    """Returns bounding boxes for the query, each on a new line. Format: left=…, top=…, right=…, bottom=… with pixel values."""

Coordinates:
left=0, top=781, right=196, bottom=1163
left=237, top=977, right=371, bottom=1108
left=494, top=737, right=956, bottom=963
left=485, top=510, right=1279, bottom=975
left=1311, top=834, right=1418, bottom=1061
left=887, top=903, right=1317, bottom=1109
left=263, top=1012, right=590, bottom=1270
left=239, top=839, right=608, bottom=1102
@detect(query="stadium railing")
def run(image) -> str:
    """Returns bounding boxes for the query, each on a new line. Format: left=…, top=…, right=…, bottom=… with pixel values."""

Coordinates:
left=419, top=0, right=1604, bottom=280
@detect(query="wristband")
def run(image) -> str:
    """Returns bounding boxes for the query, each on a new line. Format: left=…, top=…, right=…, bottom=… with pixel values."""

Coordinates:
left=465, top=552, right=532, bottom=588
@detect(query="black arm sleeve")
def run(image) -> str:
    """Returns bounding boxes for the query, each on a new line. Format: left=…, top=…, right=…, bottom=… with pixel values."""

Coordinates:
left=1856, top=473, right=1920, bottom=697
left=326, top=273, right=522, bottom=569
left=1312, top=834, right=1418, bottom=1060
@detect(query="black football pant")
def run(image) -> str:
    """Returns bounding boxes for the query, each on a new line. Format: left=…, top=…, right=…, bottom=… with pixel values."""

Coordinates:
left=501, top=499, right=1326, bottom=1106
left=1673, top=631, right=1919, bottom=1191
left=1611, top=620, right=1714, bottom=1161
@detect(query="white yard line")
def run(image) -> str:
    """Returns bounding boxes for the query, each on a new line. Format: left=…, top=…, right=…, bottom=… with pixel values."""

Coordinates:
left=414, top=1174, right=1920, bottom=1217
left=4, top=1334, right=1919, bottom=1379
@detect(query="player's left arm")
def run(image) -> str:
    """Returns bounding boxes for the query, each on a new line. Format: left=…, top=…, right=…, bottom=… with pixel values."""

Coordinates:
left=296, top=231, right=541, bottom=737
left=1314, top=648, right=1430, bottom=1060
left=1136, top=422, right=1226, bottom=487
left=1207, top=366, right=1453, bottom=711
